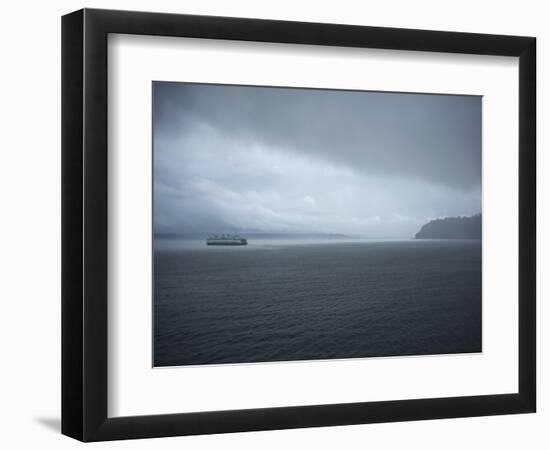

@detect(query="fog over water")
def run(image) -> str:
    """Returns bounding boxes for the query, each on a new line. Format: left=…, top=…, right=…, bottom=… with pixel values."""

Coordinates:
left=153, top=83, right=481, bottom=238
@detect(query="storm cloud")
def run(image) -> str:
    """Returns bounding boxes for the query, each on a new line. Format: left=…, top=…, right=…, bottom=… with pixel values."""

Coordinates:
left=153, top=82, right=481, bottom=238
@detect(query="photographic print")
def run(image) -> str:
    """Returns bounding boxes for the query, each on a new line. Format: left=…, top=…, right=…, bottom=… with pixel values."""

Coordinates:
left=153, top=82, right=482, bottom=367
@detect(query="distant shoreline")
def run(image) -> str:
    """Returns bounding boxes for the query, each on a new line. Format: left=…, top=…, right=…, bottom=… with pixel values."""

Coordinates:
left=415, top=214, right=482, bottom=240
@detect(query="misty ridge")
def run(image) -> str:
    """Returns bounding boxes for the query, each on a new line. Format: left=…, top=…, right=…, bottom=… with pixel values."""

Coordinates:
left=156, top=231, right=351, bottom=240
left=157, top=215, right=482, bottom=241
left=415, top=214, right=481, bottom=240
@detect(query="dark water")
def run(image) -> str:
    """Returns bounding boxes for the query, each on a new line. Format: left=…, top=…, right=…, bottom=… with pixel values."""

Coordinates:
left=154, top=239, right=481, bottom=367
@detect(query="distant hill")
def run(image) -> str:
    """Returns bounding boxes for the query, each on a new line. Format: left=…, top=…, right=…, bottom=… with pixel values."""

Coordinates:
left=155, top=231, right=352, bottom=240
left=415, top=214, right=481, bottom=239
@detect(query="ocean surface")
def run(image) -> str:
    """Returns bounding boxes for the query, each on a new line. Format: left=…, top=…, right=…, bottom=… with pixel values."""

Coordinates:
left=154, top=238, right=481, bottom=367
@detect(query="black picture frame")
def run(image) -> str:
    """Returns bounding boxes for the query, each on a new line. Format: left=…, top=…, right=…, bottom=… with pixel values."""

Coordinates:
left=62, top=8, right=536, bottom=442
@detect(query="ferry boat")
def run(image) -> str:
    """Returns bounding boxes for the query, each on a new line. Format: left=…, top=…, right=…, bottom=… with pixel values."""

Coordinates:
left=206, top=234, right=248, bottom=246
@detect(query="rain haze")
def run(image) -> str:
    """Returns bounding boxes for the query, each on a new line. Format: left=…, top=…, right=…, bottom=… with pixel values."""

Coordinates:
left=153, top=82, right=481, bottom=238
left=153, top=82, right=483, bottom=366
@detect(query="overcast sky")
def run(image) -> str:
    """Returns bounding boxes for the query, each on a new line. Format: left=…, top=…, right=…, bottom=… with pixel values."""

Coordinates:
left=153, top=82, right=481, bottom=238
